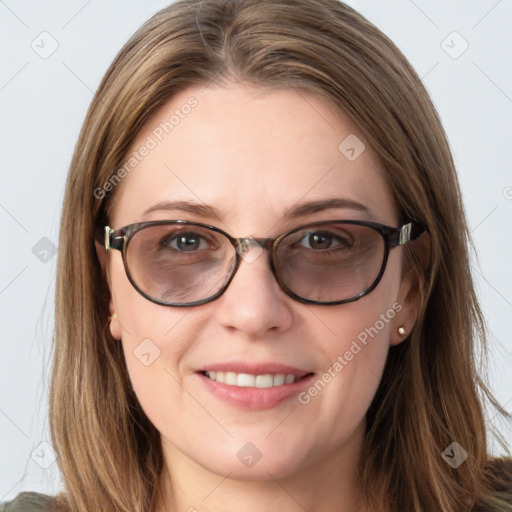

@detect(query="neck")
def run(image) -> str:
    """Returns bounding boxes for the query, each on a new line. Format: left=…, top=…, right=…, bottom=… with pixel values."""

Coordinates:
left=156, top=422, right=367, bottom=512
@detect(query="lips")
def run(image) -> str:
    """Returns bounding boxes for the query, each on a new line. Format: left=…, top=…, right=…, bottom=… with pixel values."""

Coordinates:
left=195, top=362, right=314, bottom=409
left=197, top=362, right=310, bottom=386
left=203, top=371, right=299, bottom=388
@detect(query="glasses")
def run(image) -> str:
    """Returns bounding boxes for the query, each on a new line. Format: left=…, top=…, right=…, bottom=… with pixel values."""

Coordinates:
left=98, top=219, right=425, bottom=307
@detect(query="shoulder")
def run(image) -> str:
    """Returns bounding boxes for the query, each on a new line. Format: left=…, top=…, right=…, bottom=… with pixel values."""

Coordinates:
left=484, top=457, right=512, bottom=509
left=488, top=456, right=512, bottom=486
left=0, top=492, right=61, bottom=512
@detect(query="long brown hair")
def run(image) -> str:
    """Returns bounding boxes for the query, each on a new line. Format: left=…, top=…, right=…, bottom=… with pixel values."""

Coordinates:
left=51, top=1, right=512, bottom=510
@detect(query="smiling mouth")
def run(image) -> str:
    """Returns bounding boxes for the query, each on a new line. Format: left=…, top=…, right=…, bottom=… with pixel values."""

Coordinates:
left=201, top=371, right=312, bottom=388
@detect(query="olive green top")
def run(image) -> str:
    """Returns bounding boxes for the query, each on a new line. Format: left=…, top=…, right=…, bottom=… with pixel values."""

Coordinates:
left=0, top=492, right=59, bottom=511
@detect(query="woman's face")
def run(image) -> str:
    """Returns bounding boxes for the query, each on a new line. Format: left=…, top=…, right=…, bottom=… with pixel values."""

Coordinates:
left=103, top=83, right=416, bottom=482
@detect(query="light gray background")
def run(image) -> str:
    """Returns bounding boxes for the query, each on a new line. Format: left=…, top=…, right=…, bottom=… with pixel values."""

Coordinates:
left=1, top=0, right=511, bottom=501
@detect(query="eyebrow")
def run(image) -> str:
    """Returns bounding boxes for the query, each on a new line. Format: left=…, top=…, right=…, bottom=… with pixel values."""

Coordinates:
left=142, top=198, right=373, bottom=221
left=282, top=198, right=372, bottom=219
left=142, top=201, right=222, bottom=219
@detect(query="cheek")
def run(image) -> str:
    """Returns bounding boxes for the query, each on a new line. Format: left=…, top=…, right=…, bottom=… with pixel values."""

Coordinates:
left=107, top=255, right=197, bottom=420
left=304, top=301, right=394, bottom=410
left=300, top=257, right=402, bottom=426
left=108, top=252, right=193, bottom=347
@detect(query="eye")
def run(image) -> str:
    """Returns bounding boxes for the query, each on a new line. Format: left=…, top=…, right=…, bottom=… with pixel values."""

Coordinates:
left=300, top=231, right=352, bottom=251
left=163, top=231, right=210, bottom=252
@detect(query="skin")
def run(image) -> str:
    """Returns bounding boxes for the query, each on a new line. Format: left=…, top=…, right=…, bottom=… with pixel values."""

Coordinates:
left=97, top=82, right=419, bottom=512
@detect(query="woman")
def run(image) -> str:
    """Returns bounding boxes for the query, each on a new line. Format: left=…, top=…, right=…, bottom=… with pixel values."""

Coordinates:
left=3, top=0, right=511, bottom=510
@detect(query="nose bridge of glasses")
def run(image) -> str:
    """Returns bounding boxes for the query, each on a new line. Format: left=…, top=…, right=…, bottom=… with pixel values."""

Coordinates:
left=234, top=237, right=273, bottom=255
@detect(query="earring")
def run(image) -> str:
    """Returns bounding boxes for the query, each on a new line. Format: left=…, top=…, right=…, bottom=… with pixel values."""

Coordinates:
left=109, top=313, right=118, bottom=322
left=398, top=326, right=406, bottom=336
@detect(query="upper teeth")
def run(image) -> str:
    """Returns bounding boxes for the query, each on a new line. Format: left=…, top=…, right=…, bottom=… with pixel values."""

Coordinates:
left=205, top=371, right=298, bottom=388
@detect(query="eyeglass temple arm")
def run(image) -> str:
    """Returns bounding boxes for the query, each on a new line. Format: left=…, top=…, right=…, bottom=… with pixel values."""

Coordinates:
left=95, top=226, right=124, bottom=251
left=393, top=222, right=425, bottom=247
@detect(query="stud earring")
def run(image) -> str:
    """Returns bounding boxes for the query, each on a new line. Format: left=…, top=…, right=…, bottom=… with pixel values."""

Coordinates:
left=109, top=313, right=118, bottom=322
left=398, top=326, right=406, bottom=336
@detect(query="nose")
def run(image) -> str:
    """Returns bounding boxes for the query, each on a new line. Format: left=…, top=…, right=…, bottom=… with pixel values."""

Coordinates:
left=214, top=246, right=293, bottom=339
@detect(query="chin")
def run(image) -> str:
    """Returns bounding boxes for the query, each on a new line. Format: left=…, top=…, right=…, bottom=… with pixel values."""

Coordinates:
left=195, top=437, right=312, bottom=481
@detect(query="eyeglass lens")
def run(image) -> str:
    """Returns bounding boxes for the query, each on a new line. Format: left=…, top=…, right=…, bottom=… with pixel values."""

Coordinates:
left=124, top=222, right=386, bottom=305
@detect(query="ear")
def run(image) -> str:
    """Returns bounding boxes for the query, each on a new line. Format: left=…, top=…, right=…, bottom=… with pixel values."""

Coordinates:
left=389, top=232, right=430, bottom=346
left=95, top=239, right=122, bottom=341
left=389, top=272, right=421, bottom=346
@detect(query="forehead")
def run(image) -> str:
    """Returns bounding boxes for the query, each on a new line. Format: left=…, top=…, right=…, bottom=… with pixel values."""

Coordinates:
left=108, top=83, right=397, bottom=232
